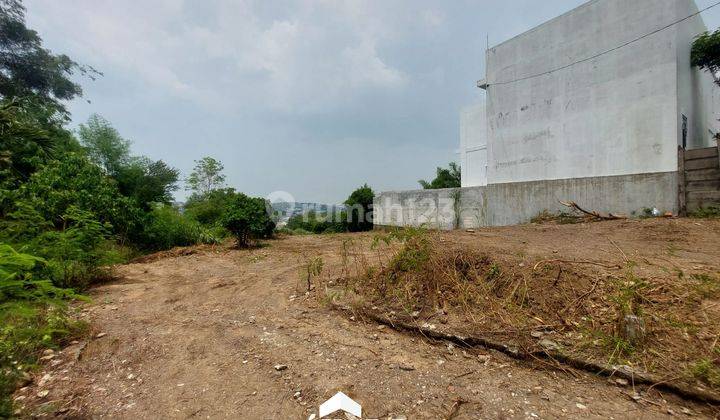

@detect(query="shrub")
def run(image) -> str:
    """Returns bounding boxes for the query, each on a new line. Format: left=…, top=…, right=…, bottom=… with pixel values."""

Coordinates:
left=0, top=244, right=86, bottom=417
left=221, top=193, right=275, bottom=248
left=344, top=184, right=374, bottom=232
left=9, top=152, right=144, bottom=242
left=184, top=188, right=237, bottom=227
left=690, top=205, right=720, bottom=219
left=285, top=210, right=346, bottom=234
left=140, top=205, right=222, bottom=251
left=26, top=206, right=110, bottom=289
left=418, top=162, right=461, bottom=189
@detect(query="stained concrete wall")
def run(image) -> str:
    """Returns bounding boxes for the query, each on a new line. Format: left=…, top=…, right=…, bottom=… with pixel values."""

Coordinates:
left=485, top=0, right=695, bottom=185
left=460, top=104, right=488, bottom=187
left=374, top=172, right=678, bottom=229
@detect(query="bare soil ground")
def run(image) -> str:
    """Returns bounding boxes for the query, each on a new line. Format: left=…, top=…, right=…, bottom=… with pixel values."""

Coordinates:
left=13, top=218, right=720, bottom=419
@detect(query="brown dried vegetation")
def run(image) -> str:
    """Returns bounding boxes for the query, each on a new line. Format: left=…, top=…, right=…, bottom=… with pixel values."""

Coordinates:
left=332, top=225, right=720, bottom=394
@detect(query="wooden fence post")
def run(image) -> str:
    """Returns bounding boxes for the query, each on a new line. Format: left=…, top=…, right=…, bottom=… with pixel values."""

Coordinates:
left=678, top=146, right=687, bottom=217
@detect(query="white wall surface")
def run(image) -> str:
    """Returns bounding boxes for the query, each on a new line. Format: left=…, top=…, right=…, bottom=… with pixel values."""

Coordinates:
left=682, top=2, right=720, bottom=149
left=483, top=0, right=702, bottom=185
left=459, top=104, right=488, bottom=187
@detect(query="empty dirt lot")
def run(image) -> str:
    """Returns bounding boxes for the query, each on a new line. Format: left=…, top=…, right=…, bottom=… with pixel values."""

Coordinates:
left=14, top=218, right=720, bottom=418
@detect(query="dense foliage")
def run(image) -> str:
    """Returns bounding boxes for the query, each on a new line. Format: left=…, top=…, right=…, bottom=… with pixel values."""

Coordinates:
left=344, top=184, right=374, bottom=232
left=0, top=2, right=221, bottom=413
left=285, top=210, right=346, bottom=234
left=418, top=162, right=461, bottom=189
left=0, top=0, right=98, bottom=117
left=692, top=29, right=720, bottom=86
left=184, top=188, right=237, bottom=226
left=221, top=193, right=275, bottom=247
left=0, top=1, right=378, bottom=412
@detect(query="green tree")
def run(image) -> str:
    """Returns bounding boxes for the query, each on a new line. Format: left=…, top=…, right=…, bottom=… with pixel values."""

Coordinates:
left=418, top=162, right=461, bottom=189
left=221, top=193, right=274, bottom=248
left=0, top=100, right=52, bottom=189
left=0, top=0, right=98, bottom=115
left=344, top=184, right=374, bottom=232
left=186, top=156, right=226, bottom=195
left=692, top=29, right=720, bottom=86
left=184, top=187, right=237, bottom=226
left=78, top=114, right=131, bottom=175
left=6, top=152, right=142, bottom=241
left=116, top=157, right=179, bottom=209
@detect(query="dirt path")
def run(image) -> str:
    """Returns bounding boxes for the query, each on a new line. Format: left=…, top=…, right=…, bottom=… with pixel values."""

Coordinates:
left=15, top=220, right=720, bottom=418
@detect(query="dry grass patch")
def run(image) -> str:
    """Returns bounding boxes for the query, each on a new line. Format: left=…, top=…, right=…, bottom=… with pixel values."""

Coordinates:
left=331, top=227, right=720, bottom=394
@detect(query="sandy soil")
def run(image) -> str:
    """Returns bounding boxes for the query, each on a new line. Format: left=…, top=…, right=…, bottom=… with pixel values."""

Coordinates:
left=13, top=218, right=720, bottom=419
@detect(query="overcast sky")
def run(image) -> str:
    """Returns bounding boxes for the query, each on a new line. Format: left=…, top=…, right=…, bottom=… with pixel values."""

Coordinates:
left=25, top=0, right=720, bottom=203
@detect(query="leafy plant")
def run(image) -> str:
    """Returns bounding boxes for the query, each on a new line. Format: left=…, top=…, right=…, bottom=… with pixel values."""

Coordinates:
left=184, top=188, right=237, bottom=227
left=78, top=114, right=131, bottom=175
left=0, top=244, right=87, bottom=417
left=419, top=162, right=461, bottom=189
left=690, top=359, right=720, bottom=387
left=286, top=210, right=346, bottom=234
left=692, top=29, right=720, bottom=86
left=301, top=256, right=324, bottom=291
left=140, top=205, right=222, bottom=250
left=690, top=205, right=720, bottom=219
left=344, top=184, right=374, bottom=232
left=221, top=193, right=275, bottom=248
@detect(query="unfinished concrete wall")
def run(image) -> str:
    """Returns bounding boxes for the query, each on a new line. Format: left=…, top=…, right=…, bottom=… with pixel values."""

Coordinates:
left=484, top=0, right=698, bottom=185
left=373, top=188, right=458, bottom=230
left=460, top=104, right=488, bottom=187
left=374, top=172, right=678, bottom=229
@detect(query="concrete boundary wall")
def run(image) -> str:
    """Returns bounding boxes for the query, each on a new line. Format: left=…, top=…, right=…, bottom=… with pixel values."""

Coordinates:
left=373, top=172, right=678, bottom=229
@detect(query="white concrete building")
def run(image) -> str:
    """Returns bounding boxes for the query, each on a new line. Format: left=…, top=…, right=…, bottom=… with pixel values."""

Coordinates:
left=376, top=0, right=720, bottom=229
left=461, top=0, right=718, bottom=188
left=459, top=104, right=488, bottom=187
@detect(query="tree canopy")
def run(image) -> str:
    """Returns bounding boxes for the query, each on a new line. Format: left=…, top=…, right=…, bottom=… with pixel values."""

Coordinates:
left=418, top=162, right=461, bottom=189
left=78, top=114, right=131, bottom=175
left=221, top=193, right=274, bottom=247
left=186, top=156, right=226, bottom=195
left=692, top=29, right=720, bottom=86
left=344, top=183, right=374, bottom=232
left=0, top=0, right=99, bottom=115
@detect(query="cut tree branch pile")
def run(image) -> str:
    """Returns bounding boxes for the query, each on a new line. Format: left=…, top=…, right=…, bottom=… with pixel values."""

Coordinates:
left=559, top=200, right=627, bottom=221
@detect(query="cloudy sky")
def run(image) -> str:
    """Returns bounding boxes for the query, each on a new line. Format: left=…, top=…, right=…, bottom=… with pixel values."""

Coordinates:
left=25, top=0, right=720, bottom=203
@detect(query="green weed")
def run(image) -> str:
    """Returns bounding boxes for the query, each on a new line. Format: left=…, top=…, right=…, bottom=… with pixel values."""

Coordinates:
left=690, top=359, right=720, bottom=388
left=692, top=273, right=720, bottom=298
left=690, top=206, right=720, bottom=219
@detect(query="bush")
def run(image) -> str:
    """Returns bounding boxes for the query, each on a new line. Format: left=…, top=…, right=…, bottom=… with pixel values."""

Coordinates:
left=221, top=193, right=275, bottom=247
left=1, top=204, right=119, bottom=290
left=7, top=152, right=144, bottom=242
left=139, top=205, right=222, bottom=251
left=344, top=184, right=374, bottom=232
left=26, top=206, right=110, bottom=289
left=184, top=188, right=237, bottom=227
left=285, top=210, right=346, bottom=234
left=690, top=205, right=720, bottom=219
left=0, top=244, right=86, bottom=417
